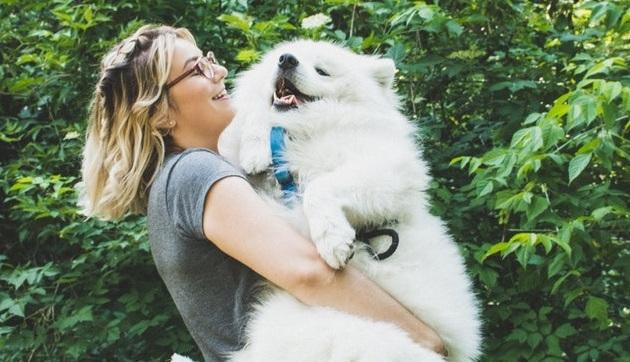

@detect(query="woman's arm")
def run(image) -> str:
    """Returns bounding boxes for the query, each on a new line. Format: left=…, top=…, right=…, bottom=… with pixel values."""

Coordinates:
left=202, top=176, right=446, bottom=355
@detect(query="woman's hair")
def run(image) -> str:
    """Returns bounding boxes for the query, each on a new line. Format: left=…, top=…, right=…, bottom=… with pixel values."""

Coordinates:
left=79, top=24, right=194, bottom=220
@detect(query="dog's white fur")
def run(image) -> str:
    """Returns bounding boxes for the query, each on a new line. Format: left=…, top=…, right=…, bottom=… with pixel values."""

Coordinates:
left=218, top=40, right=482, bottom=362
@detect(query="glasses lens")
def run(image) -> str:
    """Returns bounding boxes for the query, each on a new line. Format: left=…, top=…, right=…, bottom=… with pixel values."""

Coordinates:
left=197, top=58, right=214, bottom=79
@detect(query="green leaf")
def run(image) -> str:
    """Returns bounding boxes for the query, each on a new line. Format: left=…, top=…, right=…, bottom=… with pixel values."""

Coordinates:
left=547, top=92, right=572, bottom=119
left=599, top=81, right=622, bottom=102
left=564, top=288, right=583, bottom=307
left=546, top=334, right=563, bottom=356
left=445, top=20, right=463, bottom=37
left=8, top=302, right=25, bottom=318
left=482, top=149, right=506, bottom=166
left=548, top=253, right=566, bottom=278
left=554, top=237, right=572, bottom=256
left=515, top=245, right=533, bottom=268
left=585, top=296, right=609, bottom=328
left=568, top=153, right=592, bottom=183
left=386, top=42, right=407, bottom=65
left=526, top=196, right=550, bottom=221
left=490, top=80, right=537, bottom=93
left=539, top=235, right=553, bottom=254
left=468, top=157, right=482, bottom=174
left=551, top=270, right=579, bottom=294
left=449, top=156, right=469, bottom=168
left=576, top=138, right=600, bottom=155
left=55, top=306, right=93, bottom=331
left=478, top=181, right=493, bottom=197
left=482, top=242, right=509, bottom=261
left=591, top=206, right=613, bottom=221
left=478, top=268, right=498, bottom=287
left=235, top=49, right=260, bottom=63
left=524, top=112, right=543, bottom=125
left=584, top=58, right=614, bottom=78
left=527, top=332, right=543, bottom=348
left=218, top=13, right=253, bottom=32
left=567, top=95, right=598, bottom=130
left=555, top=323, right=577, bottom=338
left=0, top=297, right=15, bottom=311
left=507, top=328, right=528, bottom=343
left=510, top=127, right=543, bottom=151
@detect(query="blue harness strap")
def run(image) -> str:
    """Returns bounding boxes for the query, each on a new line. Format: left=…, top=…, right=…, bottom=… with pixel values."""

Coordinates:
left=270, top=126, right=297, bottom=203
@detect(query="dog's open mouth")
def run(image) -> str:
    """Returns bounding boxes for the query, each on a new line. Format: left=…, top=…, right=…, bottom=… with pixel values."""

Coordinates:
left=272, top=77, right=316, bottom=111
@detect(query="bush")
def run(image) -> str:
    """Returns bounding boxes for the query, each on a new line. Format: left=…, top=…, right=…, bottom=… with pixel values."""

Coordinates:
left=1, top=0, right=627, bottom=360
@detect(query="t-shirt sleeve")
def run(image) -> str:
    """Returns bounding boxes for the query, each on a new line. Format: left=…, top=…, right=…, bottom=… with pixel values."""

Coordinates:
left=166, top=149, right=246, bottom=241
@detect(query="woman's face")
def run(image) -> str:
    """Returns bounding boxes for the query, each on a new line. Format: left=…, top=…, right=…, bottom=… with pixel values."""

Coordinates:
left=167, top=38, right=234, bottom=150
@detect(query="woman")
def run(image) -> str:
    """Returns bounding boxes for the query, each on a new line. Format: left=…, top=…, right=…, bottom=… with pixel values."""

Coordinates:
left=80, top=24, right=445, bottom=361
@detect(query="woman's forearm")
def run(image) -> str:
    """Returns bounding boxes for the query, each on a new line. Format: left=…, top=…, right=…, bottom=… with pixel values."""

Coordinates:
left=290, top=263, right=446, bottom=356
left=203, top=177, right=446, bottom=355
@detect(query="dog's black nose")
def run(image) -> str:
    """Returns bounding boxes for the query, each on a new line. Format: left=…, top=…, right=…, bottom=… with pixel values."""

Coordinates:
left=278, top=53, right=299, bottom=70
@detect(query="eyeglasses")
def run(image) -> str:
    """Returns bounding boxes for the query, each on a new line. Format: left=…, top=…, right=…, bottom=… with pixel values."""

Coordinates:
left=165, top=51, right=218, bottom=89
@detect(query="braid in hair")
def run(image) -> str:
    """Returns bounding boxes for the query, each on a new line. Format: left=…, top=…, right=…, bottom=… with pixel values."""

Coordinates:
left=96, top=37, right=142, bottom=141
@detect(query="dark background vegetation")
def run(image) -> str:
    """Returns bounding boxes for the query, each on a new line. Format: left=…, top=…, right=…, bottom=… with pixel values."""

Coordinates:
left=1, top=0, right=628, bottom=361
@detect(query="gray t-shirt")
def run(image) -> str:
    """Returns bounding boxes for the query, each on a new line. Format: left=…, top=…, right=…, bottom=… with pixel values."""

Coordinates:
left=147, top=148, right=262, bottom=362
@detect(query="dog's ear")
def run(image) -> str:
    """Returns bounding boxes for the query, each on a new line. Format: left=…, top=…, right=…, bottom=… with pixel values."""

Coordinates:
left=368, top=57, right=396, bottom=89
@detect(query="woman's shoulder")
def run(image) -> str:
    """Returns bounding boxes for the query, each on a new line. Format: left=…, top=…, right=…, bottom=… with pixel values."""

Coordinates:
left=165, top=147, right=242, bottom=177
left=149, top=147, right=247, bottom=238
left=151, top=147, right=245, bottom=199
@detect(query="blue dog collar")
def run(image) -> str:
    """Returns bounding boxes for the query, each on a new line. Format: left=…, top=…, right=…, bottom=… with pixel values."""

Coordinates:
left=270, top=126, right=297, bottom=204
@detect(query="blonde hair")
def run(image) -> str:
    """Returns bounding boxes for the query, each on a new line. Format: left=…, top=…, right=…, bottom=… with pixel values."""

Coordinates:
left=80, top=25, right=194, bottom=220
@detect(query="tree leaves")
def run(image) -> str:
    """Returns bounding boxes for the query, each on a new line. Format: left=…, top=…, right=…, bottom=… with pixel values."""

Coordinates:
left=568, top=153, right=592, bottom=183
left=445, top=1, right=628, bottom=358
left=1, top=0, right=628, bottom=360
left=567, top=95, right=598, bottom=130
left=585, top=296, right=609, bottom=329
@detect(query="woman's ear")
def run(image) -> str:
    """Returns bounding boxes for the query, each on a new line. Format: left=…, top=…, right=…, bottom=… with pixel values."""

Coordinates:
left=367, top=57, right=396, bottom=89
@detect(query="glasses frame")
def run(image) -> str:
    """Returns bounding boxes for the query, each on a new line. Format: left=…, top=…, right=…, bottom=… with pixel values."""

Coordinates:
left=165, top=51, right=218, bottom=90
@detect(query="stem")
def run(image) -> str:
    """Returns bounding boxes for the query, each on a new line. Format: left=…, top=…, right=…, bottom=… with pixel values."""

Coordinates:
left=507, top=228, right=555, bottom=233
left=349, top=1, right=357, bottom=38
left=554, top=126, right=600, bottom=153
left=409, top=81, right=417, bottom=115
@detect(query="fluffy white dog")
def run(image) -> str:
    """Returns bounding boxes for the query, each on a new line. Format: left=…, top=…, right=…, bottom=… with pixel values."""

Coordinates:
left=218, top=40, right=482, bottom=362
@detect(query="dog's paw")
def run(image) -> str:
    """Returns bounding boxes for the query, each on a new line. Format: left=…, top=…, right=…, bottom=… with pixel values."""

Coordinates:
left=310, top=218, right=356, bottom=269
left=239, top=138, right=271, bottom=174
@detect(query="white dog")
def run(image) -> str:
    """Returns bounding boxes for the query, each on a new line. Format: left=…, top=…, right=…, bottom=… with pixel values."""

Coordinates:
left=217, top=40, right=482, bottom=362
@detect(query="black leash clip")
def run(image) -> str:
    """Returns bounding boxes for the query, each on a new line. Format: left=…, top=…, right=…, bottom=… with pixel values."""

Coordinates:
left=356, top=228, right=399, bottom=260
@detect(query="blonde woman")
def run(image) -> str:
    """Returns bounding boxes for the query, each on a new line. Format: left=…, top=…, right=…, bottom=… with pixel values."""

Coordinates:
left=80, top=25, right=445, bottom=361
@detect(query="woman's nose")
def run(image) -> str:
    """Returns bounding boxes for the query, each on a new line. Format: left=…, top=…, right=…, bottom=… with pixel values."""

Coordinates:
left=212, top=64, right=227, bottom=82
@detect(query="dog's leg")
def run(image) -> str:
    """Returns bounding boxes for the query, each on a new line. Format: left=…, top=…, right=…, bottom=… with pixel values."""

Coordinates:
left=303, top=160, right=421, bottom=269
left=217, top=118, right=241, bottom=165
left=302, top=174, right=356, bottom=269
left=237, top=113, right=272, bottom=174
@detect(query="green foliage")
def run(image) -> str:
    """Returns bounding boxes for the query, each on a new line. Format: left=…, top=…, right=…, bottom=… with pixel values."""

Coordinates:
left=1, top=0, right=628, bottom=360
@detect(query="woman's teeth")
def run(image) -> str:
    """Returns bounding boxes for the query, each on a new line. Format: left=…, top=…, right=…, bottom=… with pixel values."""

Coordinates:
left=212, top=90, right=228, bottom=100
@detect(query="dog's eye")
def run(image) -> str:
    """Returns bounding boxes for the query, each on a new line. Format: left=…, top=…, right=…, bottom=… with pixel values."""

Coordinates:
left=315, top=67, right=330, bottom=76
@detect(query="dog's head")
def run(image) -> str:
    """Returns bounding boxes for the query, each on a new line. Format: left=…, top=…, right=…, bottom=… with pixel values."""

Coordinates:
left=234, top=40, right=398, bottom=113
